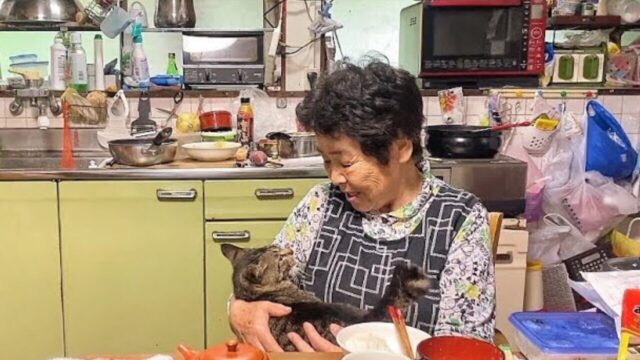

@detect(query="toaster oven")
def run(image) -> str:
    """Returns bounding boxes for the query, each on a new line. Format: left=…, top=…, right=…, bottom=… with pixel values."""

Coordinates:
left=182, top=31, right=265, bottom=89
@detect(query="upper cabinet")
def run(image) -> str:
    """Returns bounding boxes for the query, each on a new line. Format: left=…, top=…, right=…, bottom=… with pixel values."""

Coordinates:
left=0, top=182, right=64, bottom=360
left=58, top=180, right=205, bottom=357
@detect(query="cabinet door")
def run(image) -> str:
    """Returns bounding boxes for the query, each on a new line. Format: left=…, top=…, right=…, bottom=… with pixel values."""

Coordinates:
left=0, top=182, right=64, bottom=360
left=59, top=181, right=204, bottom=356
left=205, top=179, right=326, bottom=220
left=205, top=221, right=284, bottom=345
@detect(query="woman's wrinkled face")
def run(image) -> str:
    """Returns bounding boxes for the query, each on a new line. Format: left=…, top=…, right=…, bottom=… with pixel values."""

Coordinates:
left=317, top=134, right=405, bottom=213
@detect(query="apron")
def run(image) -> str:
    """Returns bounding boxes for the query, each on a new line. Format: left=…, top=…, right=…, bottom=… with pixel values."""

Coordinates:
left=302, top=184, right=478, bottom=333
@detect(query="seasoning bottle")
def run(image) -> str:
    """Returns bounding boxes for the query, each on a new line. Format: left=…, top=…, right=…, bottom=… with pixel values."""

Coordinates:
left=237, top=97, right=254, bottom=147
left=166, top=53, right=179, bottom=76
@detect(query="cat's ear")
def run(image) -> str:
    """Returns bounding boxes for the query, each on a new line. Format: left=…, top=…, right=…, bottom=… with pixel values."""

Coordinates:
left=221, top=244, right=246, bottom=263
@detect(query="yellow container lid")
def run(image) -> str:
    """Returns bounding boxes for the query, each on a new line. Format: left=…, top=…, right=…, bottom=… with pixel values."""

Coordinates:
left=527, top=261, right=543, bottom=271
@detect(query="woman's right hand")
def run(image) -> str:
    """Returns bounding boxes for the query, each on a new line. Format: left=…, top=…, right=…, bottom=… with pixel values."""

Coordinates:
left=229, top=298, right=292, bottom=352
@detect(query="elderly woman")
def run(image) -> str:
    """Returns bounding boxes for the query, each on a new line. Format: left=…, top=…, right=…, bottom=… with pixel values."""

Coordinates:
left=229, top=62, right=495, bottom=352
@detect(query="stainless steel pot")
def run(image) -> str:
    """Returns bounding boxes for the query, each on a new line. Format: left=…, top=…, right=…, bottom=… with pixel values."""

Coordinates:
left=0, top=0, right=80, bottom=24
left=155, top=0, right=196, bottom=28
left=108, top=128, right=177, bottom=166
left=266, top=132, right=318, bottom=159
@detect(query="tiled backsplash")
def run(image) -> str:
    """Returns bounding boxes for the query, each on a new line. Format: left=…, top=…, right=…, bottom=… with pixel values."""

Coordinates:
left=1, top=94, right=640, bottom=146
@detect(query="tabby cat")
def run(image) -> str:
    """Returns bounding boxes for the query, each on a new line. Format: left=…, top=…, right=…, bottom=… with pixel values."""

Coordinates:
left=221, top=244, right=430, bottom=351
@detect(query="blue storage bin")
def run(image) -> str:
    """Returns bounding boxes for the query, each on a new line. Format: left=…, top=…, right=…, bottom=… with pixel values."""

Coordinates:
left=509, top=312, right=619, bottom=359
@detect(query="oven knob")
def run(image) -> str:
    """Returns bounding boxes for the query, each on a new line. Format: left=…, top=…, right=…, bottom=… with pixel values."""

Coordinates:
left=237, top=69, right=245, bottom=83
left=205, top=72, right=212, bottom=82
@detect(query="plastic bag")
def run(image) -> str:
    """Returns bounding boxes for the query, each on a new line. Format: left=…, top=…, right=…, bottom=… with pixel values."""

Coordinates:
left=585, top=100, right=638, bottom=180
left=545, top=171, right=638, bottom=237
left=528, top=214, right=595, bottom=266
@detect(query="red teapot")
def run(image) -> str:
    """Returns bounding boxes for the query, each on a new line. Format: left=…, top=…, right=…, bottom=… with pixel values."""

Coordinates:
left=177, top=339, right=267, bottom=360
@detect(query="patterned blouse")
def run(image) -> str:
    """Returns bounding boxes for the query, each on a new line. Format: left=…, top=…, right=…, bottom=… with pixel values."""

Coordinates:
left=273, top=172, right=496, bottom=342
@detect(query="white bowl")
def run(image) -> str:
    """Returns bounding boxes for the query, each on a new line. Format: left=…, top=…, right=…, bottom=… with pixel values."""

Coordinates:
left=181, top=141, right=242, bottom=162
left=337, top=322, right=431, bottom=358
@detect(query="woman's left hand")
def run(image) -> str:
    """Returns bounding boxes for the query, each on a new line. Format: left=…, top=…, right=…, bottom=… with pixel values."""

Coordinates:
left=287, top=323, right=344, bottom=352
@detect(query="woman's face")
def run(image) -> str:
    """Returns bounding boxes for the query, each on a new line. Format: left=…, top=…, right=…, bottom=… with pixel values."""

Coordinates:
left=317, top=134, right=415, bottom=213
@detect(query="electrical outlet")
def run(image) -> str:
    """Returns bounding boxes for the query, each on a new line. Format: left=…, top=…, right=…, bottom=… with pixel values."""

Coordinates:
left=277, top=97, right=287, bottom=109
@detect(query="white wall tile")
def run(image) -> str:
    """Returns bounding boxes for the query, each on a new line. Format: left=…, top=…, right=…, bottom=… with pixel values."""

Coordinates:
left=5, top=118, right=26, bottom=128
left=425, top=115, right=443, bottom=126
left=621, top=114, right=640, bottom=134
left=427, top=97, right=441, bottom=116
left=565, top=99, right=585, bottom=116
left=602, top=95, right=623, bottom=114
left=422, top=97, right=428, bottom=116
left=466, top=115, right=481, bottom=125
left=623, top=95, right=640, bottom=115
left=628, top=134, right=640, bottom=148
left=466, top=97, right=486, bottom=117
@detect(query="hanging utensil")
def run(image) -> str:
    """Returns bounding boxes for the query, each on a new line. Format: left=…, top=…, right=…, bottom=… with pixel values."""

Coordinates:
left=130, top=91, right=157, bottom=137
left=470, top=121, right=532, bottom=133
left=157, top=91, right=184, bottom=127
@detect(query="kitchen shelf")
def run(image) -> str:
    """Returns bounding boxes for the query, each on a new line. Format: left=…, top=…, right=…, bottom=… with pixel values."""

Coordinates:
left=547, top=15, right=640, bottom=31
left=0, top=24, right=100, bottom=32
left=141, top=27, right=274, bottom=33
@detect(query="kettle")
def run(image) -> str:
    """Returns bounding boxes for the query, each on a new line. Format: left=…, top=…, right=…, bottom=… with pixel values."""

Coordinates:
left=178, top=340, right=266, bottom=360
left=154, top=0, right=196, bottom=28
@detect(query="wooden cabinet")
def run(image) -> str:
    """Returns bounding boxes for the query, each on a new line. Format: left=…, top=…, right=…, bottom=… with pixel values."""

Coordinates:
left=59, top=181, right=205, bottom=357
left=0, top=182, right=64, bottom=360
left=205, top=220, right=285, bottom=345
left=204, top=179, right=325, bottom=220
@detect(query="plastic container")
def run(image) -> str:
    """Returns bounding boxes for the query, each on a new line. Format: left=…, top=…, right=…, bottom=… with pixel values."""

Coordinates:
left=509, top=312, right=619, bottom=360
left=9, top=54, right=38, bottom=64
left=524, top=261, right=544, bottom=311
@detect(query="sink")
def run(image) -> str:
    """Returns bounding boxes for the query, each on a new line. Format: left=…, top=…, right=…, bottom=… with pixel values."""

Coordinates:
left=0, top=151, right=110, bottom=170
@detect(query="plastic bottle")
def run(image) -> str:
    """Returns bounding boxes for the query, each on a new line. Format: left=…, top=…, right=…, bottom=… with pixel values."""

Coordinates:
left=50, top=37, right=67, bottom=90
left=237, top=97, right=254, bottom=147
left=94, top=34, right=105, bottom=91
left=131, top=23, right=150, bottom=85
left=524, top=261, right=544, bottom=311
left=69, top=32, right=88, bottom=92
left=166, top=53, right=179, bottom=76
left=121, top=25, right=134, bottom=77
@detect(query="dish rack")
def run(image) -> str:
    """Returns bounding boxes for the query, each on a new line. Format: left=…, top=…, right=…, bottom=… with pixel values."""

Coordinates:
left=84, top=0, right=116, bottom=24
left=67, top=103, right=107, bottom=126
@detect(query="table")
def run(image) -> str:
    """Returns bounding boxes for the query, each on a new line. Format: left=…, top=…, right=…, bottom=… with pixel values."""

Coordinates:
left=268, top=353, right=344, bottom=360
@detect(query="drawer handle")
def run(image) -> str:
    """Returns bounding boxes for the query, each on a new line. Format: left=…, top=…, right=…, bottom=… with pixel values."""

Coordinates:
left=255, top=188, right=294, bottom=200
left=495, top=251, right=513, bottom=265
left=212, top=231, right=251, bottom=242
left=156, top=189, right=198, bottom=201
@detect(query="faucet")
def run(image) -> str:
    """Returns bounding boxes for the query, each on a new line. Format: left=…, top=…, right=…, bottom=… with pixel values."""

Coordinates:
left=8, top=78, right=62, bottom=130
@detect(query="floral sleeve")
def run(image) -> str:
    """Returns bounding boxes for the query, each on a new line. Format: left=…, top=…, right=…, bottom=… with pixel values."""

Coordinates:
left=434, top=202, right=496, bottom=342
left=272, top=183, right=331, bottom=277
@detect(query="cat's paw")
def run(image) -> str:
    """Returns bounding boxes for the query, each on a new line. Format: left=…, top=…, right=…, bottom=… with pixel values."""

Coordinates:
left=395, top=263, right=430, bottom=299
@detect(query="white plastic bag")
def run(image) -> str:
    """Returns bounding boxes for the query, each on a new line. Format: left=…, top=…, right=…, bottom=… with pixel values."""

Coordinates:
left=528, top=214, right=595, bottom=265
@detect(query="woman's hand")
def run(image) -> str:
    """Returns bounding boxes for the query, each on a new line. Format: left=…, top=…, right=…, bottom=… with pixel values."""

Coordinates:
left=287, top=323, right=344, bottom=352
left=229, top=298, right=291, bottom=352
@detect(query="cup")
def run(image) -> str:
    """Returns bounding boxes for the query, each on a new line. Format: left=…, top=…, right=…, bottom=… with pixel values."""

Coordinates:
left=343, top=352, right=410, bottom=360
left=100, top=6, right=134, bottom=39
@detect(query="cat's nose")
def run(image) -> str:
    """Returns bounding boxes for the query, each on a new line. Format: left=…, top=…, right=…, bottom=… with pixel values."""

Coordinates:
left=279, top=247, right=293, bottom=256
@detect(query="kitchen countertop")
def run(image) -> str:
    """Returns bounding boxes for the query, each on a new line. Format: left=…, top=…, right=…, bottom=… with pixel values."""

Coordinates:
left=0, top=165, right=327, bottom=181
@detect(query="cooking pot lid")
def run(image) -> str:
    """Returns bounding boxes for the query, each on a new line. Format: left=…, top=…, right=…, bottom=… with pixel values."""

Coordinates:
left=203, top=340, right=265, bottom=360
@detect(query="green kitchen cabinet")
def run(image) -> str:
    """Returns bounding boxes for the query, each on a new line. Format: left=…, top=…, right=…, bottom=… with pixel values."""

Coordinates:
left=205, top=220, right=284, bottom=345
left=59, top=181, right=205, bottom=357
left=204, top=179, right=326, bottom=220
left=0, top=182, right=64, bottom=360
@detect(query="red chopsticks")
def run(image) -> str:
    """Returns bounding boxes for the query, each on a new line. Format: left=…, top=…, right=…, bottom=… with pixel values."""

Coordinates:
left=387, top=305, right=414, bottom=359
